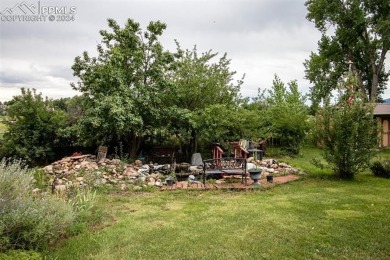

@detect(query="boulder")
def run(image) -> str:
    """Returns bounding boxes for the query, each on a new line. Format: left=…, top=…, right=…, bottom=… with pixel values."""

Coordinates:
left=111, top=159, right=122, bottom=165
left=147, top=176, right=156, bottom=182
left=191, top=153, right=203, bottom=166
left=134, top=160, right=143, bottom=167
left=150, top=173, right=161, bottom=179
left=279, top=162, right=290, bottom=168
left=124, top=167, right=138, bottom=177
left=189, top=166, right=202, bottom=174
left=43, top=165, right=53, bottom=174
left=260, top=161, right=268, bottom=167
left=138, top=168, right=149, bottom=175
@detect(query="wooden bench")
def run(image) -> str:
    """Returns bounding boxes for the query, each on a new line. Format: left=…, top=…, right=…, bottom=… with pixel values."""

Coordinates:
left=202, top=157, right=247, bottom=185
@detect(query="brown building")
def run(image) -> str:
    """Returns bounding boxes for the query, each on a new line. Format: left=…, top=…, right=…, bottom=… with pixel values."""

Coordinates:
left=374, top=104, right=390, bottom=147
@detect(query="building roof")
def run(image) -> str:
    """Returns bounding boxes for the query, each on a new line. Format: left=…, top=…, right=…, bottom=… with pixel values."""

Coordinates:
left=374, top=103, right=390, bottom=116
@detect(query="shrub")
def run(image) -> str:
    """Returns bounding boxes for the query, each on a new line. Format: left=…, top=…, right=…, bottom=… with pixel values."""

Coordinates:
left=315, top=75, right=379, bottom=179
left=0, top=159, right=32, bottom=203
left=1, top=197, right=75, bottom=250
left=370, top=160, right=390, bottom=178
left=0, top=88, right=68, bottom=166
left=0, top=159, right=75, bottom=251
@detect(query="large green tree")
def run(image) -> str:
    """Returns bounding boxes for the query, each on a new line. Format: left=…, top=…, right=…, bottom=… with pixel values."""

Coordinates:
left=71, top=18, right=175, bottom=158
left=0, top=88, right=67, bottom=165
left=166, top=44, right=243, bottom=157
left=304, top=0, right=390, bottom=106
left=266, top=75, right=308, bottom=155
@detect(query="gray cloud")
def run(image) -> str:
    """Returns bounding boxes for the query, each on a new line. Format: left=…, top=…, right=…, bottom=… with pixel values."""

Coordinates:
left=1, top=0, right=376, bottom=103
left=0, top=71, right=31, bottom=84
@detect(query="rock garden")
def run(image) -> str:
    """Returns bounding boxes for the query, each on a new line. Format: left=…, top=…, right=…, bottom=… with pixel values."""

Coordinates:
left=41, top=153, right=305, bottom=192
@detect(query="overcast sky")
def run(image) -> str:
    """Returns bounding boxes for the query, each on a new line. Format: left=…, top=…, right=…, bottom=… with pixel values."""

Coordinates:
left=1, top=0, right=387, bottom=103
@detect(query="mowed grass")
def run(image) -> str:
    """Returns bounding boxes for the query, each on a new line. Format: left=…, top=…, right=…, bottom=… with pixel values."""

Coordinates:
left=46, top=148, right=390, bottom=260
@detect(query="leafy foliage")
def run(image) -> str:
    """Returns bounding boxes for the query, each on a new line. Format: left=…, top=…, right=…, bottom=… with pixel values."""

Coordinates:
left=72, top=18, right=175, bottom=158
left=0, top=89, right=67, bottom=166
left=315, top=74, right=379, bottom=179
left=166, top=44, right=244, bottom=156
left=0, top=159, right=75, bottom=251
left=370, top=159, right=390, bottom=178
left=305, top=0, right=390, bottom=107
left=0, top=18, right=314, bottom=162
left=266, top=75, right=308, bottom=155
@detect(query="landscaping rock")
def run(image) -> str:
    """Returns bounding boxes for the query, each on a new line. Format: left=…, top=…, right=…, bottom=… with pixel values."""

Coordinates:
left=41, top=152, right=304, bottom=192
left=134, top=160, right=143, bottom=167
left=124, top=167, right=138, bottom=176
left=191, top=153, right=203, bottom=166
left=189, top=166, right=202, bottom=174
left=279, top=162, right=290, bottom=168
left=138, top=168, right=149, bottom=175
left=43, top=165, right=53, bottom=174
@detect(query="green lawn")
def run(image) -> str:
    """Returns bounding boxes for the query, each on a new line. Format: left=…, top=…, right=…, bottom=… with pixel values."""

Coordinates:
left=45, top=148, right=390, bottom=259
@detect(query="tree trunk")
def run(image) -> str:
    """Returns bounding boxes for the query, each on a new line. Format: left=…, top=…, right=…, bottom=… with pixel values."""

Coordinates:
left=188, top=129, right=198, bottom=159
left=370, top=72, right=379, bottom=102
left=370, top=46, right=389, bottom=102
left=128, top=133, right=142, bottom=159
left=350, top=60, right=367, bottom=100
